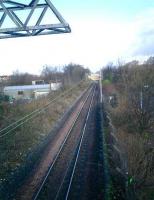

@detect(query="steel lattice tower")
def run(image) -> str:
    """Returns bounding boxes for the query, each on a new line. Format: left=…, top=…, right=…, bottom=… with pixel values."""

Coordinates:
left=0, top=0, right=71, bottom=39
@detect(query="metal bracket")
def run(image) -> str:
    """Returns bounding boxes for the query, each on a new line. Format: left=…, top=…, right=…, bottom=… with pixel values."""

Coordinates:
left=0, top=0, right=71, bottom=39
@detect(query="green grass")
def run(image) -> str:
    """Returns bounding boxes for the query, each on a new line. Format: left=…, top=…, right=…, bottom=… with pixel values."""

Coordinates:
left=102, top=79, right=112, bottom=86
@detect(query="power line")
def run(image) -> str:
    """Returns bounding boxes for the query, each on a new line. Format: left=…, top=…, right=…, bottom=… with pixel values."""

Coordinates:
left=0, top=81, right=85, bottom=138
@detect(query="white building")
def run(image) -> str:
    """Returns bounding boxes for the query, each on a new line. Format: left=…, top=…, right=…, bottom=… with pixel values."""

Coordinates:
left=4, top=82, right=62, bottom=100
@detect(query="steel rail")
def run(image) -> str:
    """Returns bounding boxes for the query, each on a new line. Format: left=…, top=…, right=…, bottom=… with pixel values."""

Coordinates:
left=64, top=84, right=95, bottom=200
left=32, top=85, right=95, bottom=200
left=54, top=85, right=96, bottom=200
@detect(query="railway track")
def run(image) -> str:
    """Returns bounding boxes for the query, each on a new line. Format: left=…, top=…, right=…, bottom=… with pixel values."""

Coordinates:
left=63, top=84, right=105, bottom=200
left=32, top=83, right=105, bottom=200
left=14, top=83, right=94, bottom=200
left=32, top=84, right=95, bottom=200
left=63, top=85, right=96, bottom=200
left=15, top=82, right=105, bottom=200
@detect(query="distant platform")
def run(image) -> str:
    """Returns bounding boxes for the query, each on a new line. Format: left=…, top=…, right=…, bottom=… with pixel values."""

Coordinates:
left=88, top=73, right=100, bottom=81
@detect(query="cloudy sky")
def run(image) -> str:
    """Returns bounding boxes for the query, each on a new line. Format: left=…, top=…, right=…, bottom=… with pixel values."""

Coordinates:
left=0, top=0, right=154, bottom=75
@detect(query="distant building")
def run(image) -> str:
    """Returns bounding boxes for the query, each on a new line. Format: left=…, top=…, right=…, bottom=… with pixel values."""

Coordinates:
left=3, top=82, right=62, bottom=100
left=32, top=80, right=45, bottom=85
left=88, top=73, right=100, bottom=81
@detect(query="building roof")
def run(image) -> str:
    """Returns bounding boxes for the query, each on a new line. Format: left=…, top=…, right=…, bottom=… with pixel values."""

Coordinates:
left=4, top=84, right=50, bottom=91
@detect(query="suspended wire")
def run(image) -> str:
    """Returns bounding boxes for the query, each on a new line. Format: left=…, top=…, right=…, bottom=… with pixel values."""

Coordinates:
left=0, top=80, right=85, bottom=138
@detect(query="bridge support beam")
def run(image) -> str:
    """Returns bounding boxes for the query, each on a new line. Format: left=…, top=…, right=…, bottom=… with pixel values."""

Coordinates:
left=0, top=0, right=71, bottom=39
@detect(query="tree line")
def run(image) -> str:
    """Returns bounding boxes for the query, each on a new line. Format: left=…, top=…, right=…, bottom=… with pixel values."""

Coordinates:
left=3, top=63, right=90, bottom=86
left=103, top=57, right=154, bottom=135
left=102, top=56, right=154, bottom=199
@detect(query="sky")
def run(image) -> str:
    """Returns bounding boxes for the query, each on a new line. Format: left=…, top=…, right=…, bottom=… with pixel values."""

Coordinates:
left=0, top=0, right=154, bottom=75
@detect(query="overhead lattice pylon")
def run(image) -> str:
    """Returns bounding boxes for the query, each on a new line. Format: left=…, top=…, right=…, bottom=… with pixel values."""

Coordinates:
left=0, top=0, right=71, bottom=39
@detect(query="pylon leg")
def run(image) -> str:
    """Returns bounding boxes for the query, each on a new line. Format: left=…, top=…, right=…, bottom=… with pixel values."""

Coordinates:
left=0, top=0, right=71, bottom=39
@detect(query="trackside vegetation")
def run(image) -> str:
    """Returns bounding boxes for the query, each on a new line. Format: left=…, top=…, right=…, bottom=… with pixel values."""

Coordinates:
left=102, top=57, right=154, bottom=200
left=0, top=74, right=91, bottom=199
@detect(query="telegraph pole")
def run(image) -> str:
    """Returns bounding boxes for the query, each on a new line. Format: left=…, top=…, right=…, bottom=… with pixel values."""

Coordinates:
left=100, top=69, right=103, bottom=103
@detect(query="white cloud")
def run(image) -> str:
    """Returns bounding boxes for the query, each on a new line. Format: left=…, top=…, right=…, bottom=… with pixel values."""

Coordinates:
left=0, top=19, right=133, bottom=74
left=1, top=8, right=154, bottom=75
left=129, top=8, right=154, bottom=57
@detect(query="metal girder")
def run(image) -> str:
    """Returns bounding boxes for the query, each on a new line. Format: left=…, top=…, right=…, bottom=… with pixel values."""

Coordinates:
left=0, top=0, right=71, bottom=39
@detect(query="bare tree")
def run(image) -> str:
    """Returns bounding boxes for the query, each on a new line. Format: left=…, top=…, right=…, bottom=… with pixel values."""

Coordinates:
left=63, top=63, right=89, bottom=85
left=9, top=71, right=39, bottom=86
left=41, top=66, right=63, bottom=83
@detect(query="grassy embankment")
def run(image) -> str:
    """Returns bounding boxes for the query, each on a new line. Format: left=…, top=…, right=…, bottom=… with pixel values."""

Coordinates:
left=0, top=80, right=91, bottom=182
